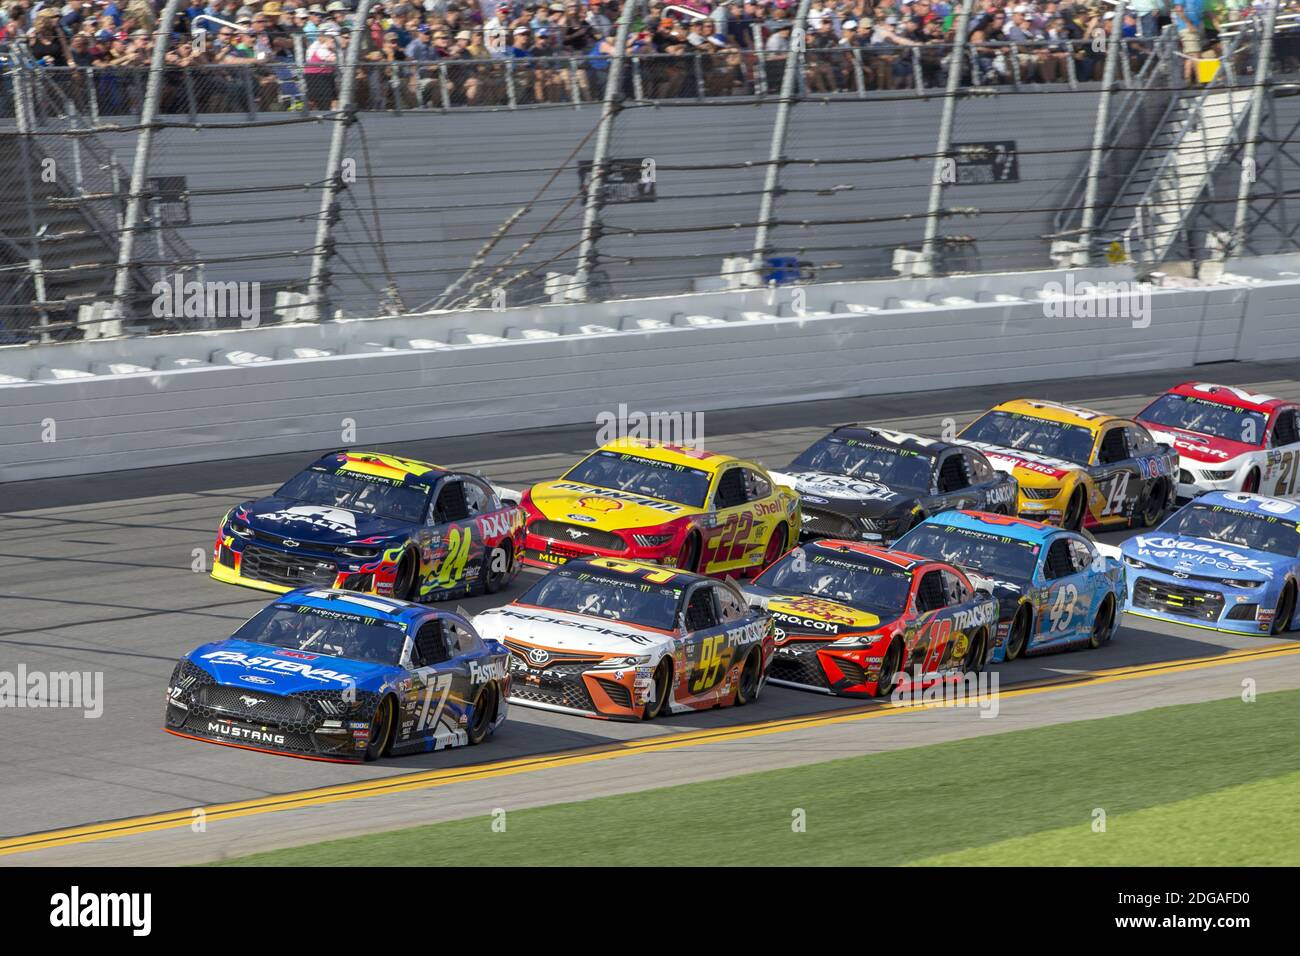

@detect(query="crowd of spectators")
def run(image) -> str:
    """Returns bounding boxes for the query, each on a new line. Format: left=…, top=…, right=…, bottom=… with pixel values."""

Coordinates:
left=1, top=0, right=1295, bottom=112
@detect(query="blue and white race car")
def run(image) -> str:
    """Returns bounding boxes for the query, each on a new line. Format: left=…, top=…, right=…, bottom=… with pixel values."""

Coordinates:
left=893, top=510, right=1125, bottom=662
left=1121, top=491, right=1300, bottom=635
left=165, top=589, right=510, bottom=761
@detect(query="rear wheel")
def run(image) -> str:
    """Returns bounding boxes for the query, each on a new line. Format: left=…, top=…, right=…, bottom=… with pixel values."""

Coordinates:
left=1271, top=583, right=1297, bottom=636
left=364, top=696, right=395, bottom=761
left=392, top=551, right=417, bottom=602
left=642, top=658, right=673, bottom=720
left=1062, top=488, right=1086, bottom=532
left=1088, top=596, right=1115, bottom=649
left=1004, top=608, right=1031, bottom=661
left=734, top=648, right=763, bottom=705
left=874, top=640, right=902, bottom=698
left=467, top=683, right=497, bottom=745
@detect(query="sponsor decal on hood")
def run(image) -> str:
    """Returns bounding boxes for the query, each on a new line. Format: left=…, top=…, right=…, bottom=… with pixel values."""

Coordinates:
left=1132, top=535, right=1278, bottom=580
left=763, top=594, right=882, bottom=636
left=782, top=471, right=907, bottom=503
left=1143, top=425, right=1253, bottom=464
left=474, top=606, right=667, bottom=654
left=954, top=441, right=1075, bottom=480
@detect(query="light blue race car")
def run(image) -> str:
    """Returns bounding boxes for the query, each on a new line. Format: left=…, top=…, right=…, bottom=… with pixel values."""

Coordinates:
left=893, top=510, right=1125, bottom=663
left=1120, top=491, right=1300, bottom=635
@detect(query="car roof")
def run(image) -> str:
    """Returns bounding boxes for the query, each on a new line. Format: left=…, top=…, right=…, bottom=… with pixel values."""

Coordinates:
left=593, top=439, right=737, bottom=474
left=922, top=509, right=1058, bottom=544
left=561, top=556, right=703, bottom=587
left=278, top=588, right=436, bottom=625
left=805, top=538, right=929, bottom=571
left=824, top=424, right=949, bottom=458
left=313, top=450, right=448, bottom=485
left=988, top=398, right=1123, bottom=431
left=1187, top=491, right=1300, bottom=520
left=1162, top=382, right=1292, bottom=415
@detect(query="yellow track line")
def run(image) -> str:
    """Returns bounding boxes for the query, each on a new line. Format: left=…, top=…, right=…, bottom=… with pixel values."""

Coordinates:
left=4, top=641, right=1299, bottom=858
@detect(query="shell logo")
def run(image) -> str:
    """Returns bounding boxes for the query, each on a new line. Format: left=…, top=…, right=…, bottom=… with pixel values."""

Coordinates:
left=577, top=496, right=623, bottom=513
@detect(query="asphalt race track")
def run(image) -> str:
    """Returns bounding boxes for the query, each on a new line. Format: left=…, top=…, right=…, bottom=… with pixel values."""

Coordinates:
left=5, top=357, right=1300, bottom=864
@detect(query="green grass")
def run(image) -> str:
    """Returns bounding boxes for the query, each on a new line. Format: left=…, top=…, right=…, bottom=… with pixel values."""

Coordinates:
left=212, top=689, right=1300, bottom=866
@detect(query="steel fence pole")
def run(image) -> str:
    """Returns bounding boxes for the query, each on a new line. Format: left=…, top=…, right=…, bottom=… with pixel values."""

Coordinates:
left=110, top=0, right=183, bottom=327
left=305, top=0, right=376, bottom=322
left=920, top=0, right=974, bottom=272
left=1080, top=0, right=1126, bottom=259
left=1231, top=5, right=1279, bottom=257
left=572, top=0, right=637, bottom=302
left=12, top=62, right=51, bottom=339
left=751, top=0, right=813, bottom=270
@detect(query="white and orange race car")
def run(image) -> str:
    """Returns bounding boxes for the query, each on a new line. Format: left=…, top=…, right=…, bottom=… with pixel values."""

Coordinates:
left=1135, top=382, right=1300, bottom=501
left=473, top=558, right=775, bottom=720
left=518, top=439, right=801, bottom=578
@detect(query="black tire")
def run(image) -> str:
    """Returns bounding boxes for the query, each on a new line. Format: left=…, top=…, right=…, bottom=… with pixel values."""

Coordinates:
left=1271, top=582, right=1297, bottom=636
left=761, top=523, right=788, bottom=572
left=676, top=533, right=700, bottom=573
left=874, top=639, right=902, bottom=698
left=1243, top=469, right=1261, bottom=494
left=1062, top=488, right=1086, bottom=532
left=961, top=628, right=987, bottom=674
left=1004, top=607, right=1031, bottom=661
left=364, top=696, right=395, bottom=761
left=734, top=648, right=763, bottom=705
left=642, top=658, right=673, bottom=720
left=392, top=550, right=418, bottom=602
left=481, top=541, right=512, bottom=594
left=1135, top=478, right=1167, bottom=528
left=1088, top=596, right=1115, bottom=649
left=467, top=683, right=497, bottom=745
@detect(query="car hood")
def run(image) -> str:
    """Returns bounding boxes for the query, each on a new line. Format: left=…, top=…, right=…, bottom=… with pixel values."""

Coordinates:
left=1122, top=533, right=1281, bottom=583
left=187, top=639, right=401, bottom=693
left=238, top=496, right=412, bottom=546
left=1138, top=422, right=1257, bottom=465
left=769, top=470, right=918, bottom=518
left=528, top=480, right=699, bottom=531
left=744, top=587, right=888, bottom=638
left=473, top=605, right=672, bottom=655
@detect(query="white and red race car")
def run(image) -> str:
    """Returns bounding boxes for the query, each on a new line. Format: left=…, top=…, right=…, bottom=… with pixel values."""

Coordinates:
left=1135, top=382, right=1300, bottom=501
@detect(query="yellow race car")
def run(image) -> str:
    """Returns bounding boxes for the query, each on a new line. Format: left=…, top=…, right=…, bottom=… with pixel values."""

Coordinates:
left=519, top=439, right=801, bottom=577
left=953, top=399, right=1178, bottom=530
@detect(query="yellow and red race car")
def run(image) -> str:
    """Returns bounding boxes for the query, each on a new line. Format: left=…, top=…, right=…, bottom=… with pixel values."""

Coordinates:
left=953, top=399, right=1177, bottom=531
left=519, top=439, right=802, bottom=577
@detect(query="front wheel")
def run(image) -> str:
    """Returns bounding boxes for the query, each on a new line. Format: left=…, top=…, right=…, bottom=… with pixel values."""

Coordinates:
left=874, top=640, right=902, bottom=698
left=482, top=542, right=512, bottom=594
left=364, top=696, right=395, bottom=761
left=1243, top=469, right=1261, bottom=494
left=1135, top=478, right=1167, bottom=528
left=1004, top=608, right=1031, bottom=661
left=642, top=658, right=673, bottom=720
left=392, top=551, right=418, bottom=602
left=1271, top=583, right=1297, bottom=636
left=734, top=648, right=763, bottom=705
left=1062, top=488, right=1086, bottom=532
left=676, top=533, right=700, bottom=574
left=467, top=683, right=497, bottom=745
left=761, top=523, right=788, bottom=571
left=961, top=628, right=987, bottom=674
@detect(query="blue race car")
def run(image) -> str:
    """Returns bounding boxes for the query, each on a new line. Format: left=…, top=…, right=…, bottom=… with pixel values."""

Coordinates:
left=893, top=510, right=1125, bottom=662
left=165, top=589, right=510, bottom=761
left=1121, top=491, right=1300, bottom=635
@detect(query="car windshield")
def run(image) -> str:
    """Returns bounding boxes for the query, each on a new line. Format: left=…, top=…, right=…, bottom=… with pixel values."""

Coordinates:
left=961, top=411, right=1096, bottom=465
left=275, top=468, right=430, bottom=523
left=1159, top=503, right=1300, bottom=557
left=756, top=549, right=912, bottom=617
left=231, top=603, right=408, bottom=666
left=895, top=523, right=1041, bottom=580
left=788, top=436, right=932, bottom=491
left=564, top=450, right=711, bottom=508
left=1139, top=393, right=1269, bottom=446
left=519, top=568, right=684, bottom=630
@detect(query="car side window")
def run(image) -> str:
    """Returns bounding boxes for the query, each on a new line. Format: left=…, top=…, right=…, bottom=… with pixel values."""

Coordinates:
left=713, top=468, right=747, bottom=509
left=462, top=478, right=492, bottom=516
left=1043, top=539, right=1077, bottom=580
left=742, top=468, right=771, bottom=502
left=942, top=570, right=971, bottom=605
left=914, top=570, right=947, bottom=613
left=937, top=453, right=969, bottom=493
left=413, top=620, right=449, bottom=667
left=683, top=587, right=719, bottom=631
left=1125, top=425, right=1157, bottom=455
left=1068, top=538, right=1097, bottom=574
left=966, top=452, right=995, bottom=483
left=434, top=480, right=470, bottom=523
left=1096, top=427, right=1129, bottom=465
left=715, top=584, right=749, bottom=623
left=1273, top=409, right=1300, bottom=447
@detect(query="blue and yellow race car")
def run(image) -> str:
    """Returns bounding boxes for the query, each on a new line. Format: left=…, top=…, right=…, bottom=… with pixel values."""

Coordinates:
left=1120, top=491, right=1300, bottom=635
left=893, top=510, right=1125, bottom=661
left=166, top=589, right=510, bottom=761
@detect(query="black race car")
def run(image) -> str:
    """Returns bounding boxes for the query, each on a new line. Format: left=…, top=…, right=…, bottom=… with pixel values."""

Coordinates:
left=770, top=425, right=1019, bottom=544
